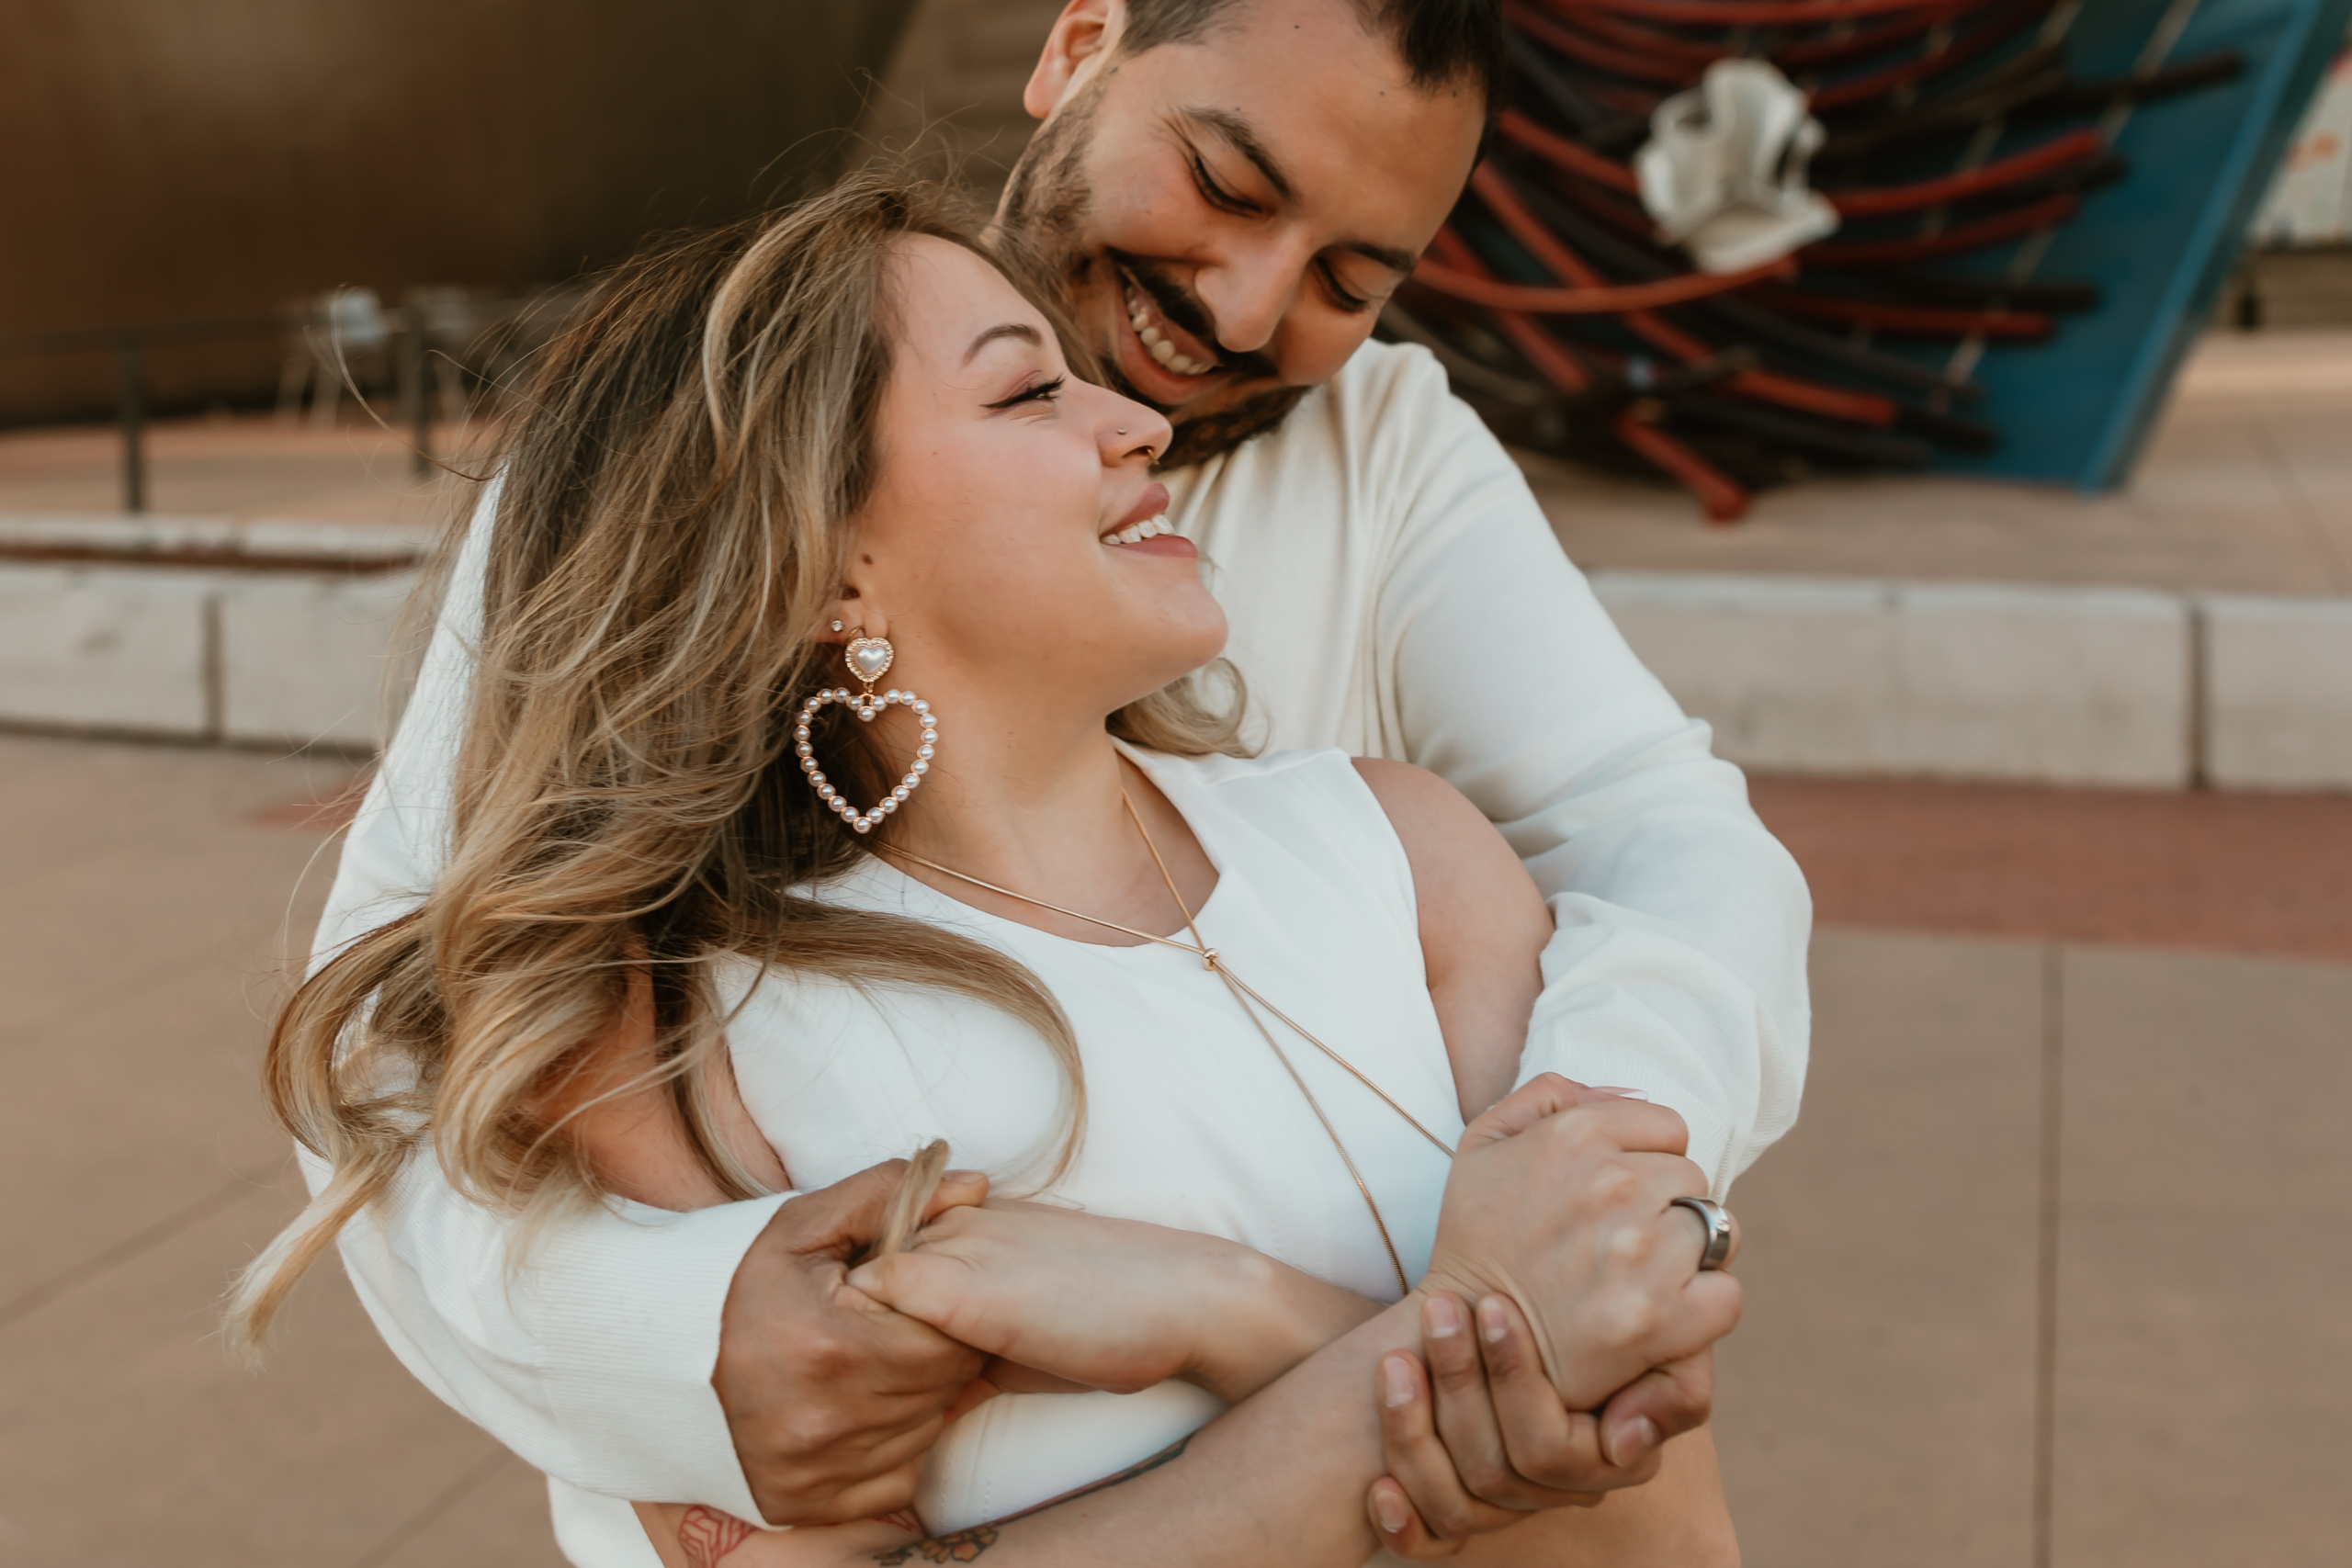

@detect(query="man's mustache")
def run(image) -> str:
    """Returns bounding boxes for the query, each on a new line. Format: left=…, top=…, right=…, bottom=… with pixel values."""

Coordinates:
left=1106, top=249, right=1280, bottom=382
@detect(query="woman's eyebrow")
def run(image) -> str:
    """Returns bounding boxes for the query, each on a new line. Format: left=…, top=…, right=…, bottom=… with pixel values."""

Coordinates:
left=962, top=321, right=1042, bottom=365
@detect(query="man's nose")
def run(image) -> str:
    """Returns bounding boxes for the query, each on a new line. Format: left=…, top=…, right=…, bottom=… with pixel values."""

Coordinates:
left=1194, top=240, right=1307, bottom=359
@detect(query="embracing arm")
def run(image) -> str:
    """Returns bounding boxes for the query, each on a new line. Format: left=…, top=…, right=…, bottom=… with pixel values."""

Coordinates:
left=638, top=1080, right=1742, bottom=1568
left=1371, top=350, right=1811, bottom=1193
left=307, top=483, right=790, bottom=1517
left=310, top=481, right=978, bottom=1526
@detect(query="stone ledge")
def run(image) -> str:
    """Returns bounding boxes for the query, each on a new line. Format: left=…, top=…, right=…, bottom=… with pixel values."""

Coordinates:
left=1, top=558, right=2346, bottom=790
left=1592, top=573, right=2196, bottom=787
left=2199, top=595, right=2352, bottom=789
left=0, top=561, right=421, bottom=753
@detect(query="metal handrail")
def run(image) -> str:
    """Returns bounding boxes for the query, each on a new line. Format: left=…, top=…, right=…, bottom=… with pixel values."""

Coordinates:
left=0, top=299, right=536, bottom=513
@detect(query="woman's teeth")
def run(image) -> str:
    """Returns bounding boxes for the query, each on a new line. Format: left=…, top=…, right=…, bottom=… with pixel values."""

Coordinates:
left=1105, top=513, right=1173, bottom=546
left=1125, top=288, right=1216, bottom=378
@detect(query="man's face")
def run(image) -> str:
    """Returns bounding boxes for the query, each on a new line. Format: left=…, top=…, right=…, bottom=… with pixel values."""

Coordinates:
left=999, top=0, right=1484, bottom=466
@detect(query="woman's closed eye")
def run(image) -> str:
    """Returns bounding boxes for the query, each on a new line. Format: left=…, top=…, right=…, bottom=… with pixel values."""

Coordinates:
left=985, top=375, right=1065, bottom=412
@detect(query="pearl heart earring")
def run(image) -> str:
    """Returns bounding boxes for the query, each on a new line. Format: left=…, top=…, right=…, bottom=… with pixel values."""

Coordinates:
left=795, top=629, right=938, bottom=836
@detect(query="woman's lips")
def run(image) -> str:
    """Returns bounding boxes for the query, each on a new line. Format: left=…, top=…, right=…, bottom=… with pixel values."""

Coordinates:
left=1108, top=533, right=1197, bottom=559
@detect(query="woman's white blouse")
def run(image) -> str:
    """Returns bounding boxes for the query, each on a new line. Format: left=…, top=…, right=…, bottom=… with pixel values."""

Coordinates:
left=721, top=743, right=1463, bottom=1533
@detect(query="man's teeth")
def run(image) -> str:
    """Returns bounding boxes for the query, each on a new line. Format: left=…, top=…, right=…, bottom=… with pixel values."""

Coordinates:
left=1125, top=288, right=1216, bottom=378
left=1105, top=513, right=1173, bottom=546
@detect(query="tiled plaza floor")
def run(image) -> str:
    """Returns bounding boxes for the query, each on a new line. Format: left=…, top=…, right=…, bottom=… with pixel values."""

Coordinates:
left=1, top=732, right=2345, bottom=1566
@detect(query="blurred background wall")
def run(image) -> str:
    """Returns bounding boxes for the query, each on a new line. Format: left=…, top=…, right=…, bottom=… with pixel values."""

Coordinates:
left=0, top=0, right=917, bottom=424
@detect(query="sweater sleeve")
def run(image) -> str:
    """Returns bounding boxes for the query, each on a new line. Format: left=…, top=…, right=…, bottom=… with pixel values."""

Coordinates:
left=305, top=479, right=778, bottom=1516
left=1363, top=347, right=1812, bottom=1193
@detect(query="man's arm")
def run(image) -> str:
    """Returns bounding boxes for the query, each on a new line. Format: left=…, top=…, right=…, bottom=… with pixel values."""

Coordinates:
left=1367, top=346, right=1812, bottom=1194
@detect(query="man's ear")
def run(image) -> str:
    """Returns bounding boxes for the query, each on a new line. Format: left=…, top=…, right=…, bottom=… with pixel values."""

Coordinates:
left=1023, top=0, right=1125, bottom=121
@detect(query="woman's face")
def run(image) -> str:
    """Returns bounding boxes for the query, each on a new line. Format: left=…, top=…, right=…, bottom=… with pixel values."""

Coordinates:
left=837, top=235, right=1223, bottom=723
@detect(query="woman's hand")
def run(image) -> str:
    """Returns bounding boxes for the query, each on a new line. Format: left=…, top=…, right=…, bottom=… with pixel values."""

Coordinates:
left=1419, top=1075, right=1743, bottom=1416
left=845, top=1201, right=1381, bottom=1404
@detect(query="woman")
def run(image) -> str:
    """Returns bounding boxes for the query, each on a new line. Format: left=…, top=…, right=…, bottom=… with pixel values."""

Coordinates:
left=232, top=174, right=1739, bottom=1566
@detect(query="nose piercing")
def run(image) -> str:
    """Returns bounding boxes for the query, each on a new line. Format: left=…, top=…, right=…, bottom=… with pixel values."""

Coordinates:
left=1117, top=428, right=1128, bottom=435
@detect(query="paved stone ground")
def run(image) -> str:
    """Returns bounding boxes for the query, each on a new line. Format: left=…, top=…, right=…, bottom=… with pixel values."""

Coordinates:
left=2, top=731, right=2346, bottom=1567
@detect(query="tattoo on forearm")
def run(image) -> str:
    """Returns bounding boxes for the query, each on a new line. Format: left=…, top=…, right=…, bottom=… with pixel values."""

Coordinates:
left=874, top=1523, right=1000, bottom=1563
left=869, top=1438, right=1191, bottom=1563
left=678, top=1506, right=756, bottom=1567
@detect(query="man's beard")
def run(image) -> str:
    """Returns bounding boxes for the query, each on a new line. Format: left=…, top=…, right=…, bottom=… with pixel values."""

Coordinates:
left=999, top=85, right=1313, bottom=469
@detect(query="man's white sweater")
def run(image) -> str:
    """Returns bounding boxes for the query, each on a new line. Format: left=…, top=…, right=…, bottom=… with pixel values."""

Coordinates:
left=307, top=338, right=1811, bottom=1532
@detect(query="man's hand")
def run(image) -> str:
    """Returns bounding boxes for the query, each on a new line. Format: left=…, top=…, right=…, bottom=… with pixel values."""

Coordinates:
left=713, top=1159, right=991, bottom=1527
left=1367, top=1293, right=1720, bottom=1557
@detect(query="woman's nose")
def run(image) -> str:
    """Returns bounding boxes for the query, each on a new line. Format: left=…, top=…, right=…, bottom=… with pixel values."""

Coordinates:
left=1101, top=398, right=1173, bottom=467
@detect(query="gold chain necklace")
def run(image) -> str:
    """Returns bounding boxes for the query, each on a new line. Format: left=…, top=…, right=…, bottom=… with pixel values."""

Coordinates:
left=872, top=791, right=1454, bottom=1296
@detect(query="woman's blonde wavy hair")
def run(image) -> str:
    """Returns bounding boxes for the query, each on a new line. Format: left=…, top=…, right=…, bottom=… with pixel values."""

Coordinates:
left=226, top=171, right=1246, bottom=1354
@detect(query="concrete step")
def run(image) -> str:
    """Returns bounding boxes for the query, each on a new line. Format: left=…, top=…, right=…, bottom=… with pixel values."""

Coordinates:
left=3, top=529, right=2346, bottom=787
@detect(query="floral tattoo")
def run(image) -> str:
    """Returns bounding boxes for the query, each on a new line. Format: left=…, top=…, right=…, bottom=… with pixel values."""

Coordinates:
left=678, top=1506, right=756, bottom=1567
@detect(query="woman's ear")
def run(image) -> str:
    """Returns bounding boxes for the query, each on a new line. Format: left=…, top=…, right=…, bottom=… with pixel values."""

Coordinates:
left=1023, top=0, right=1124, bottom=121
left=814, top=596, right=888, bottom=646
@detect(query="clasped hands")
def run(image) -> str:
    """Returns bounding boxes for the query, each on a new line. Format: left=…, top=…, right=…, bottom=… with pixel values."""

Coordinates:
left=711, top=1076, right=1740, bottom=1558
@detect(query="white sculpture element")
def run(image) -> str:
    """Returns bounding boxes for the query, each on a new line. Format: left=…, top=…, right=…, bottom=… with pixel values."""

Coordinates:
left=1634, top=59, right=1841, bottom=275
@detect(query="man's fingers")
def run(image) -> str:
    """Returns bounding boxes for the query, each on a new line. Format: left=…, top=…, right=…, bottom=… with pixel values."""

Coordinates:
left=1472, top=1294, right=1648, bottom=1496
left=770, top=1160, right=990, bottom=1262
left=796, top=1460, right=925, bottom=1528
left=1600, top=1350, right=1715, bottom=1465
left=1419, top=1294, right=1514, bottom=1506
left=1375, top=1351, right=1525, bottom=1546
left=1366, top=1476, right=1463, bottom=1560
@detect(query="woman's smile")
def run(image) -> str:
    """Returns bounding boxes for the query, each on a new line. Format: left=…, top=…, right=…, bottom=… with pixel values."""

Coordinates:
left=1098, top=480, right=1197, bottom=558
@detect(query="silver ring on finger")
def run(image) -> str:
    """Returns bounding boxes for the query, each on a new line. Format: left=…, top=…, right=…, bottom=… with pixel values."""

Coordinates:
left=1669, top=1195, right=1734, bottom=1271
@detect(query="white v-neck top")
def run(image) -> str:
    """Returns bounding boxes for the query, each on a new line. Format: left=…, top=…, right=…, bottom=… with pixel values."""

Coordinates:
left=723, top=743, right=1462, bottom=1532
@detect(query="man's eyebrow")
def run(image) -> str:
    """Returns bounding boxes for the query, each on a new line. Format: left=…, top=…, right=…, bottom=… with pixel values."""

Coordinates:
left=1182, top=107, right=1416, bottom=276
left=1182, top=106, right=1295, bottom=204
left=1338, top=239, right=1419, bottom=276
left=962, top=321, right=1041, bottom=364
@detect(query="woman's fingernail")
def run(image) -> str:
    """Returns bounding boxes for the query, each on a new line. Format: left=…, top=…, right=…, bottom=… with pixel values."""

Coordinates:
left=1610, top=1416, right=1661, bottom=1465
left=1374, top=1485, right=1411, bottom=1535
left=1592, top=1086, right=1651, bottom=1100
left=1384, top=1356, right=1418, bottom=1408
left=1423, top=1294, right=1463, bottom=1337
left=1477, top=1297, right=1510, bottom=1345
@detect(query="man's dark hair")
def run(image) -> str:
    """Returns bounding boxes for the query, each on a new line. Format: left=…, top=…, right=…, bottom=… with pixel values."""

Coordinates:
left=1120, top=0, right=1506, bottom=109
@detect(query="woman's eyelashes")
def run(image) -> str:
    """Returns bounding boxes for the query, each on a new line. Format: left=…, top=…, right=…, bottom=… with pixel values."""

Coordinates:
left=984, top=375, right=1065, bottom=412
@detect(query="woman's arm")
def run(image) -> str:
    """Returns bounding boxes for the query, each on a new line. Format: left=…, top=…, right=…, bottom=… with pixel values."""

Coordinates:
left=1351, top=758, right=1555, bottom=1122
left=635, top=1077, right=1738, bottom=1568
left=547, top=964, right=1383, bottom=1404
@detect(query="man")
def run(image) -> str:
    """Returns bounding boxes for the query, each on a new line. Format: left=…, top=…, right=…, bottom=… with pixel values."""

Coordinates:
left=311, top=0, right=1807, bottom=1560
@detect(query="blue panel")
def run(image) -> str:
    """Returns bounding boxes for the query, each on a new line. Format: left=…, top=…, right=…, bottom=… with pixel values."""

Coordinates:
left=1917, top=0, right=2352, bottom=489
